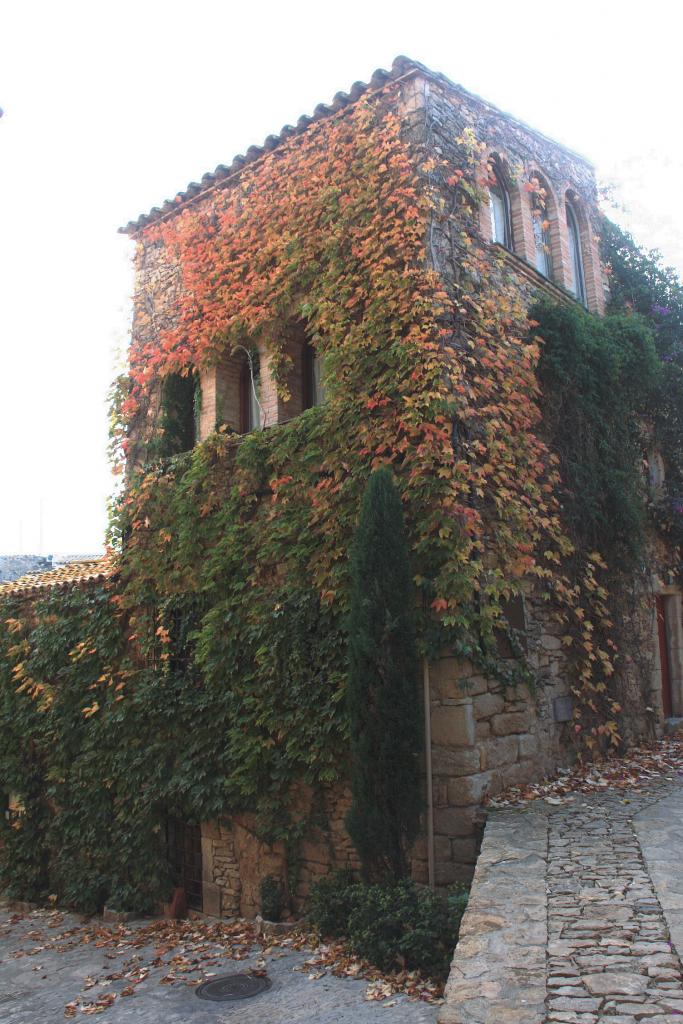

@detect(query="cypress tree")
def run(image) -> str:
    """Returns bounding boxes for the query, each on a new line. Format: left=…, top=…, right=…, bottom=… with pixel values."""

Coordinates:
left=346, top=467, right=422, bottom=881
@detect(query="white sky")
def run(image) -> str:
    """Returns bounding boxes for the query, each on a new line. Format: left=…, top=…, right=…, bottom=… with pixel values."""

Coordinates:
left=1, top=0, right=681, bottom=555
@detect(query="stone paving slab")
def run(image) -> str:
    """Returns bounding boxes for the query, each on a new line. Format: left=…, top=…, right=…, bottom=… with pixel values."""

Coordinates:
left=0, top=911, right=438, bottom=1023
left=439, top=772, right=683, bottom=1024
left=438, top=803, right=549, bottom=1024
left=635, top=790, right=683, bottom=960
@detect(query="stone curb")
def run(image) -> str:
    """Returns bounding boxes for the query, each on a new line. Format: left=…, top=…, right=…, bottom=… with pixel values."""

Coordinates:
left=437, top=804, right=549, bottom=1024
left=634, top=790, right=683, bottom=961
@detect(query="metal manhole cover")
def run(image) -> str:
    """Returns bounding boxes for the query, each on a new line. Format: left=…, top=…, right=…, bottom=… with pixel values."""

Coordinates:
left=195, top=972, right=272, bottom=1002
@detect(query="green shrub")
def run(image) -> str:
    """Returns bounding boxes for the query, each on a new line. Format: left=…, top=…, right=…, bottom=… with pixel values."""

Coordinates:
left=259, top=874, right=284, bottom=921
left=308, top=869, right=363, bottom=936
left=309, top=874, right=468, bottom=980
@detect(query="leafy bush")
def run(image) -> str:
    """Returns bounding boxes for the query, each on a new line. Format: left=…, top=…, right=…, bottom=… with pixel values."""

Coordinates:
left=259, top=874, right=284, bottom=921
left=308, top=870, right=363, bottom=936
left=309, top=874, right=468, bottom=980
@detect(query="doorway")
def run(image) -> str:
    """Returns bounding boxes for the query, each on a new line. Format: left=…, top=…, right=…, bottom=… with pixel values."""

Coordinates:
left=166, top=817, right=203, bottom=912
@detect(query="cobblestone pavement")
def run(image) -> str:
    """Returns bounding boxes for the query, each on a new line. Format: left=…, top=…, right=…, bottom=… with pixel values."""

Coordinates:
left=0, top=910, right=438, bottom=1024
left=439, top=772, right=683, bottom=1024
left=5, top=782, right=683, bottom=1024
left=547, top=784, right=683, bottom=1024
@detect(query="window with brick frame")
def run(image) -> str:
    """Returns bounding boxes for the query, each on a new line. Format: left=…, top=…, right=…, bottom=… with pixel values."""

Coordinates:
left=566, top=196, right=587, bottom=306
left=240, top=349, right=263, bottom=432
left=158, top=370, right=200, bottom=455
left=487, top=158, right=513, bottom=250
left=302, top=337, right=326, bottom=409
left=272, top=321, right=325, bottom=421
left=529, top=174, right=553, bottom=279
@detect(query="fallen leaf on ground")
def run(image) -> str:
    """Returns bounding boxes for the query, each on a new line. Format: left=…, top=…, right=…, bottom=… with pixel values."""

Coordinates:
left=486, top=737, right=683, bottom=808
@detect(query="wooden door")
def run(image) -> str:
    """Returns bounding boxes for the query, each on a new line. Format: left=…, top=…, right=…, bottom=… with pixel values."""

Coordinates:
left=656, top=596, right=674, bottom=718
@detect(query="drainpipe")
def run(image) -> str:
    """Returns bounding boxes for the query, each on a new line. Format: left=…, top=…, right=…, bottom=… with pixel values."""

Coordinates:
left=423, top=656, right=435, bottom=890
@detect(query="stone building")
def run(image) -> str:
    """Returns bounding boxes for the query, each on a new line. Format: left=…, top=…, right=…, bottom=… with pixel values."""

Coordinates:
left=3, top=57, right=679, bottom=920
left=112, top=57, right=680, bottom=913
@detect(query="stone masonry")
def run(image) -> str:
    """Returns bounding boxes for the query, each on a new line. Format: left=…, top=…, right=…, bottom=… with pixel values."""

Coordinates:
left=416, top=586, right=582, bottom=889
left=197, top=594, right=577, bottom=918
left=439, top=774, right=683, bottom=1024
left=200, top=788, right=361, bottom=918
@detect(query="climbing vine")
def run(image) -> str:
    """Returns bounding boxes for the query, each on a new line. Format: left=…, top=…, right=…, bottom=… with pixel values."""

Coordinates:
left=114, top=99, right=578, bottom=691
left=601, top=219, right=683, bottom=565
left=534, top=301, right=660, bottom=568
left=3, top=85, right=683, bottom=910
left=531, top=299, right=664, bottom=743
left=0, top=586, right=170, bottom=913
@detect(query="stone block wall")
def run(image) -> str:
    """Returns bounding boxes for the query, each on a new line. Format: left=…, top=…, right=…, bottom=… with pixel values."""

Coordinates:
left=195, top=573, right=676, bottom=917
left=407, top=586, right=577, bottom=889
left=199, top=787, right=361, bottom=920
left=199, top=822, right=242, bottom=918
left=196, top=589, right=578, bottom=918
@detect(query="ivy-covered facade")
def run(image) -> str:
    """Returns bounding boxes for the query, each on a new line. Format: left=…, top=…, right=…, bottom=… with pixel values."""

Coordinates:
left=1, top=57, right=681, bottom=918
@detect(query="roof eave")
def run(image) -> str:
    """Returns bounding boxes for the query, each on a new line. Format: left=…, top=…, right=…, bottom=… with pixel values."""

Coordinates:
left=120, top=56, right=594, bottom=238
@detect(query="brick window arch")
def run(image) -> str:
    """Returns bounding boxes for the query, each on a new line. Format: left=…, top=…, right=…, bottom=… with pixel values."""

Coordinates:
left=565, top=195, right=587, bottom=305
left=563, top=188, right=606, bottom=313
left=302, top=336, right=326, bottom=409
left=486, top=156, right=513, bottom=251
left=240, top=349, right=262, bottom=432
left=528, top=172, right=555, bottom=279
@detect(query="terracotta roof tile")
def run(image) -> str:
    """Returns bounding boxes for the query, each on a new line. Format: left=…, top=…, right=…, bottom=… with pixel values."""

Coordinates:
left=121, top=56, right=591, bottom=237
left=119, top=59, right=406, bottom=235
left=0, top=556, right=114, bottom=600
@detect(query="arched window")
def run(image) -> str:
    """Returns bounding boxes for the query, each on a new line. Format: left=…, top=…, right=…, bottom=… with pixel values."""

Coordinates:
left=530, top=176, right=553, bottom=278
left=647, top=450, right=666, bottom=495
left=566, top=199, right=587, bottom=305
left=240, top=350, right=262, bottom=432
left=487, top=161, right=513, bottom=249
left=303, top=339, right=326, bottom=409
